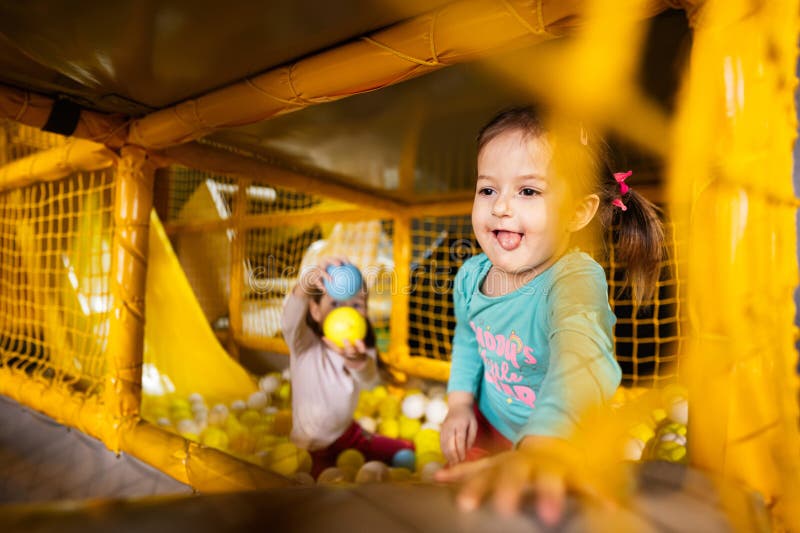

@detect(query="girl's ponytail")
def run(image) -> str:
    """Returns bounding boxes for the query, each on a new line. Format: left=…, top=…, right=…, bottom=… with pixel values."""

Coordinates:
left=597, top=179, right=664, bottom=306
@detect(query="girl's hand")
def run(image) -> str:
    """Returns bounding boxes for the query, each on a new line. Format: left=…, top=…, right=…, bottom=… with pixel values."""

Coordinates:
left=296, top=256, right=351, bottom=296
left=322, top=336, right=369, bottom=371
left=440, top=392, right=477, bottom=464
left=434, top=436, right=608, bottom=524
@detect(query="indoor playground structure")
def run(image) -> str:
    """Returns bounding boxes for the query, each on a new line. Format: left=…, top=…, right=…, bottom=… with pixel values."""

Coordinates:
left=0, top=0, right=798, bottom=531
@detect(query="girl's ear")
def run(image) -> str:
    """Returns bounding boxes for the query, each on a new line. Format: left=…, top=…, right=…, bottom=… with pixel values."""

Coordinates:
left=308, top=300, right=324, bottom=324
left=568, top=193, right=600, bottom=232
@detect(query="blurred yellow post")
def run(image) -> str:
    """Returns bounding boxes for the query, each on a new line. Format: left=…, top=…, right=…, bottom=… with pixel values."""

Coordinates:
left=389, top=214, right=411, bottom=369
left=104, top=145, right=154, bottom=450
left=228, top=177, right=251, bottom=359
left=668, top=0, right=800, bottom=524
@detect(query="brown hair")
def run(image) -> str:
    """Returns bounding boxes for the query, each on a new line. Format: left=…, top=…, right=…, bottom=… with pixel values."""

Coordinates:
left=477, top=106, right=664, bottom=306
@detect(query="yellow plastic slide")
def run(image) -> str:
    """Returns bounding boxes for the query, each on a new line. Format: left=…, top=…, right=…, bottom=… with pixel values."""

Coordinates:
left=144, top=210, right=257, bottom=404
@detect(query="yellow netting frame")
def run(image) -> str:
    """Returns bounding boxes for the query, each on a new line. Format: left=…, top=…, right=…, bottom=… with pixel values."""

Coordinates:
left=0, top=127, right=288, bottom=492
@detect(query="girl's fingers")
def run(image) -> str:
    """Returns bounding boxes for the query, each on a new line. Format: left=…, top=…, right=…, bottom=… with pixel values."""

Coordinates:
left=353, top=339, right=367, bottom=353
left=453, top=426, right=466, bottom=463
left=534, top=471, right=566, bottom=526
left=491, top=456, right=530, bottom=516
left=466, top=417, right=477, bottom=450
left=435, top=456, right=493, bottom=482
left=456, top=464, right=496, bottom=512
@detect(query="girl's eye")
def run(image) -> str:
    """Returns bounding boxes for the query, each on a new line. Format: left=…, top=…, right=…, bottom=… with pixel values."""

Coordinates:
left=520, top=188, right=540, bottom=197
left=477, top=187, right=494, bottom=196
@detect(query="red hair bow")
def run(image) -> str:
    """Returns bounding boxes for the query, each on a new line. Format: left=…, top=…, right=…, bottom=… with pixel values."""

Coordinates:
left=612, top=170, right=632, bottom=211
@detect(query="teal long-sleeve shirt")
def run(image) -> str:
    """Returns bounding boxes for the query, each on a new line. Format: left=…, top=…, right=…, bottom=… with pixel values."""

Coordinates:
left=447, top=250, right=621, bottom=444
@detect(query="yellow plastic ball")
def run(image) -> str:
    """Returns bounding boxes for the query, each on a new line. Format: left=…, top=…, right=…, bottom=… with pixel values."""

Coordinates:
left=414, top=428, right=441, bottom=454
left=201, top=427, right=229, bottom=449
left=277, top=382, right=292, bottom=403
left=398, top=416, right=422, bottom=440
left=416, top=451, right=446, bottom=472
left=268, top=442, right=301, bottom=476
left=322, top=306, right=367, bottom=348
left=297, top=448, right=313, bottom=474
left=388, top=467, right=414, bottom=482
left=655, top=441, right=687, bottom=462
left=378, top=396, right=401, bottom=420
left=336, top=448, right=366, bottom=472
left=629, top=422, right=655, bottom=444
left=239, top=409, right=261, bottom=427
left=378, top=419, right=400, bottom=438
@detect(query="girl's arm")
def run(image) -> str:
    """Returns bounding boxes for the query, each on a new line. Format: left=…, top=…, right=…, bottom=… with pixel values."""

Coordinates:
left=281, top=289, right=312, bottom=353
left=441, top=260, right=484, bottom=463
left=446, top=262, right=484, bottom=397
left=521, top=261, right=621, bottom=439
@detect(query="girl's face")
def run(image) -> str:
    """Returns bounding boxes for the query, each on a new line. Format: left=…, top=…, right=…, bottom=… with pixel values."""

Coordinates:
left=473, top=129, right=576, bottom=284
left=309, top=288, right=368, bottom=326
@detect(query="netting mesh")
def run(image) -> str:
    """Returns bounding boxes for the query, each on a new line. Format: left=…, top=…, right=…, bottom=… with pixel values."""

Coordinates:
left=408, top=215, right=477, bottom=363
left=163, top=166, right=395, bottom=353
left=403, top=214, right=685, bottom=386
left=0, top=119, right=68, bottom=165
left=608, top=221, right=686, bottom=387
left=0, top=170, right=115, bottom=393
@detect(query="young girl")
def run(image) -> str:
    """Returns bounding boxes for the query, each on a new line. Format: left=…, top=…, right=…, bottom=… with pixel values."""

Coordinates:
left=436, top=106, right=663, bottom=519
left=281, top=257, right=413, bottom=477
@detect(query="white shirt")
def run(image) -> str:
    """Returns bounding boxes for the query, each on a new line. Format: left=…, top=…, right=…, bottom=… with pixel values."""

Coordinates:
left=281, top=293, right=379, bottom=450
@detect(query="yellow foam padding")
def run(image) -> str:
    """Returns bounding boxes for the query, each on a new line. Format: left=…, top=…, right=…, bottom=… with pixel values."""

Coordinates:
left=129, top=0, right=640, bottom=150
left=145, top=210, right=257, bottom=403
left=0, top=85, right=128, bottom=148
left=0, top=138, right=115, bottom=192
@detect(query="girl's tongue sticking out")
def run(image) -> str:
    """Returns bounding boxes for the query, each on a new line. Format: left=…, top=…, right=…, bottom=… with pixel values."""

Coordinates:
left=495, top=230, right=522, bottom=251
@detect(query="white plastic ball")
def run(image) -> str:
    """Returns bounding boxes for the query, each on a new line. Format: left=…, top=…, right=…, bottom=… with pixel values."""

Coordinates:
left=188, top=392, right=205, bottom=406
left=247, top=391, right=269, bottom=410
left=668, top=398, right=689, bottom=425
left=293, top=472, right=316, bottom=486
left=358, top=416, right=377, bottom=433
left=419, top=461, right=443, bottom=482
left=623, top=438, right=646, bottom=461
left=230, top=399, right=247, bottom=413
left=660, top=432, right=687, bottom=446
left=156, top=416, right=171, bottom=427
left=317, top=467, right=348, bottom=485
left=421, top=421, right=441, bottom=432
left=193, top=410, right=208, bottom=425
left=282, top=368, right=291, bottom=381
left=259, top=374, right=281, bottom=395
left=208, top=403, right=229, bottom=426
left=176, top=418, right=200, bottom=436
left=262, top=406, right=279, bottom=415
left=401, top=393, right=427, bottom=420
left=424, top=398, right=448, bottom=425
left=355, top=460, right=390, bottom=483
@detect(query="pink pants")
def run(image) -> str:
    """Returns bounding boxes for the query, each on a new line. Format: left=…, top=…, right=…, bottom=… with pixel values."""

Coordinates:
left=310, top=422, right=414, bottom=478
left=464, top=404, right=513, bottom=462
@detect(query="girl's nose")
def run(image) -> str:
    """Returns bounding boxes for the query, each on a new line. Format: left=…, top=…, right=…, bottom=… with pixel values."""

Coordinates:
left=491, top=194, right=512, bottom=217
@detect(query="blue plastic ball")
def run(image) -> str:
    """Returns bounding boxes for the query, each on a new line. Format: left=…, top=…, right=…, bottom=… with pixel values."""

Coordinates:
left=391, top=448, right=416, bottom=470
left=324, top=264, right=363, bottom=301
